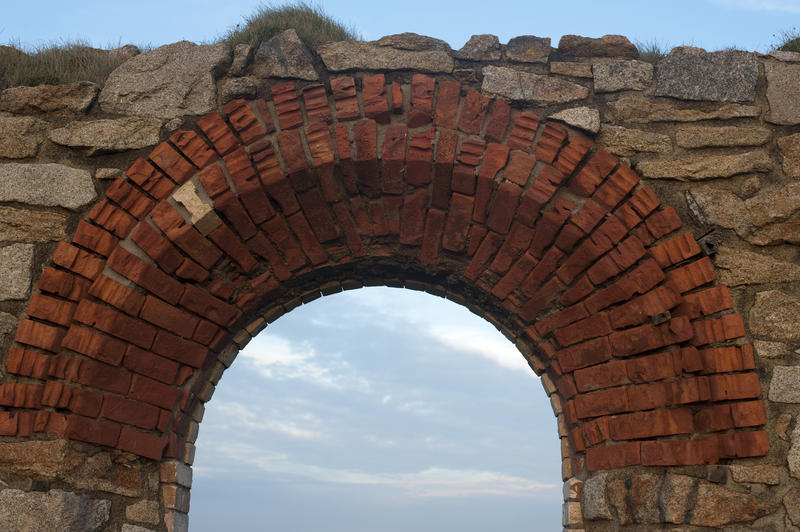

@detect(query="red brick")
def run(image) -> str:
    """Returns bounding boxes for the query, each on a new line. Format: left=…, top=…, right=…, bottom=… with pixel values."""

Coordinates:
left=691, top=314, right=746, bottom=346
left=528, top=199, right=573, bottom=256
left=261, top=215, right=308, bottom=271
left=52, top=242, right=104, bottom=280
left=570, top=149, right=617, bottom=197
left=277, top=129, right=311, bottom=187
left=149, top=142, right=195, bottom=185
left=352, top=119, right=380, bottom=197
left=332, top=202, right=364, bottom=257
left=26, top=293, right=75, bottom=327
left=73, top=298, right=156, bottom=349
left=169, top=129, right=218, bottom=167
left=6, top=348, right=50, bottom=379
left=485, top=99, right=511, bottom=142
left=140, top=296, right=198, bottom=338
left=180, top=284, right=240, bottom=327
left=486, top=182, right=522, bottom=233
left=420, top=208, right=446, bottom=264
left=123, top=345, right=179, bottom=384
left=14, top=319, right=64, bottom=352
left=407, top=129, right=434, bottom=186
left=709, top=373, right=761, bottom=401
left=223, top=99, right=267, bottom=145
left=66, top=414, right=121, bottom=448
left=433, top=80, right=460, bottom=128
left=680, top=286, right=733, bottom=319
left=581, top=417, right=611, bottom=446
left=519, top=276, right=565, bottom=321
left=208, top=224, right=259, bottom=272
left=271, top=81, right=303, bottom=129
left=126, top=157, right=174, bottom=200
left=287, top=211, right=328, bottom=265
left=585, top=259, right=665, bottom=314
left=223, top=146, right=276, bottom=224
left=62, top=325, right=126, bottom=365
left=610, top=316, right=694, bottom=357
left=149, top=203, right=223, bottom=270
left=573, top=360, right=629, bottom=392
left=503, top=152, right=535, bottom=187
left=88, top=199, right=137, bottom=238
left=557, top=336, right=613, bottom=372
left=75, top=358, right=131, bottom=395
left=535, top=303, right=589, bottom=336
left=521, top=247, right=563, bottom=296
left=609, top=285, right=682, bottom=329
left=197, top=111, right=240, bottom=156
left=129, top=374, right=182, bottom=410
left=391, top=81, right=403, bottom=113
left=731, top=400, right=766, bottom=427
left=533, top=121, right=567, bottom=163
left=490, top=222, right=533, bottom=274
left=594, top=165, right=639, bottom=209
left=694, top=404, right=733, bottom=432
left=431, top=128, right=458, bottom=209
left=102, top=394, right=159, bottom=430
left=458, top=90, right=489, bottom=134
left=152, top=330, right=208, bottom=368
left=37, top=268, right=89, bottom=301
left=399, top=188, right=428, bottom=246
left=251, top=140, right=301, bottom=214
left=734, top=430, right=769, bottom=458
left=553, top=137, right=591, bottom=176
left=626, top=351, right=676, bottom=383
left=381, top=124, right=407, bottom=194
left=646, top=206, right=682, bottom=240
left=331, top=76, right=360, bottom=121
left=554, top=313, right=611, bottom=347
left=586, top=441, right=641, bottom=471
left=610, top=408, right=693, bottom=440
left=492, top=252, right=537, bottom=299
left=89, top=274, right=145, bottom=316
left=117, top=426, right=167, bottom=460
left=607, top=234, right=647, bottom=271
left=408, top=74, right=435, bottom=127
left=561, top=276, right=594, bottom=307
left=641, top=438, right=717, bottom=466
left=441, top=193, right=474, bottom=252
left=507, top=112, right=541, bottom=152
left=174, top=258, right=208, bottom=283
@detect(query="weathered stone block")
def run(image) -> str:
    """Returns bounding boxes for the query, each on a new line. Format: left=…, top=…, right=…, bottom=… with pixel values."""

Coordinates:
left=638, top=150, right=771, bottom=180
left=607, top=95, right=760, bottom=123
left=0, top=81, right=98, bottom=114
left=770, top=366, right=800, bottom=403
left=0, top=243, right=34, bottom=300
left=0, top=206, right=68, bottom=242
left=765, top=61, right=800, bottom=125
left=319, top=34, right=454, bottom=73
left=99, top=41, right=229, bottom=119
left=0, top=489, right=110, bottom=532
left=505, top=35, right=551, bottom=63
left=676, top=125, right=771, bottom=148
left=47, top=117, right=162, bottom=155
left=655, top=47, right=758, bottom=102
left=714, top=245, right=800, bottom=286
left=549, top=107, right=600, bottom=133
left=729, top=465, right=781, bottom=484
left=252, top=29, right=318, bottom=80
left=558, top=34, right=638, bottom=58
left=597, top=125, right=671, bottom=156
left=690, top=481, right=778, bottom=526
left=454, top=34, right=501, bottom=61
left=0, top=163, right=96, bottom=210
left=592, top=59, right=652, bottom=92
left=750, top=290, right=800, bottom=342
left=778, top=132, right=800, bottom=178
left=0, top=116, right=45, bottom=158
left=481, top=66, right=588, bottom=103
left=550, top=61, right=593, bottom=78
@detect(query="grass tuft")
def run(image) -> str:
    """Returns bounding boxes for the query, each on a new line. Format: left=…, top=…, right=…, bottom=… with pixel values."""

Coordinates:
left=634, top=39, right=670, bottom=63
left=0, top=40, right=138, bottom=90
left=772, top=27, right=800, bottom=52
left=222, top=1, right=360, bottom=51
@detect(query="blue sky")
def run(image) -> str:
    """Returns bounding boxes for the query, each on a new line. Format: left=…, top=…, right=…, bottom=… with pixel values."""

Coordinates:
left=6, top=1, right=800, bottom=530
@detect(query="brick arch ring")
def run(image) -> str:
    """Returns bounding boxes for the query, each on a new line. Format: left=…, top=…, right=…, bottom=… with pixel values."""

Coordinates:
left=5, top=73, right=768, bottom=522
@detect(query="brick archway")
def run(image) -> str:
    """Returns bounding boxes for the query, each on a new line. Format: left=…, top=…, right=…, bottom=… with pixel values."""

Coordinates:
left=4, top=73, right=768, bottom=527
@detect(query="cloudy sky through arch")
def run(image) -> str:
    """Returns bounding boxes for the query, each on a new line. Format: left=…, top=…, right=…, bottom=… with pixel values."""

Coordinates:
left=191, top=287, right=562, bottom=531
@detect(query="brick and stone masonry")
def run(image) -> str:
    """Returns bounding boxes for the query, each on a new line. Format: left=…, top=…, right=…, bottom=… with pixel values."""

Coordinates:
left=0, top=31, right=798, bottom=531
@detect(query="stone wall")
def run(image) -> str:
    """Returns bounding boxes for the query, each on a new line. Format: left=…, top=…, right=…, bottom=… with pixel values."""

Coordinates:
left=0, top=30, right=798, bottom=531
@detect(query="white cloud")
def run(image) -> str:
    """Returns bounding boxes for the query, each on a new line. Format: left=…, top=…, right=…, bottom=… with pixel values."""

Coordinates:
left=209, top=401, right=324, bottom=441
left=216, top=443, right=558, bottom=498
left=427, top=323, right=529, bottom=372
left=240, top=335, right=371, bottom=392
left=396, top=400, right=439, bottom=417
left=337, top=288, right=532, bottom=373
left=709, top=0, right=800, bottom=12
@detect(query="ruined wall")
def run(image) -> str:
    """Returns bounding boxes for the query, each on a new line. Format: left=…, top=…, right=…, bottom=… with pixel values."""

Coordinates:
left=0, top=31, right=798, bottom=531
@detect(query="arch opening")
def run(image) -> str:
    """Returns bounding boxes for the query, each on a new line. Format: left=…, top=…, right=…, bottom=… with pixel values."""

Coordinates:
left=191, top=286, right=562, bottom=532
